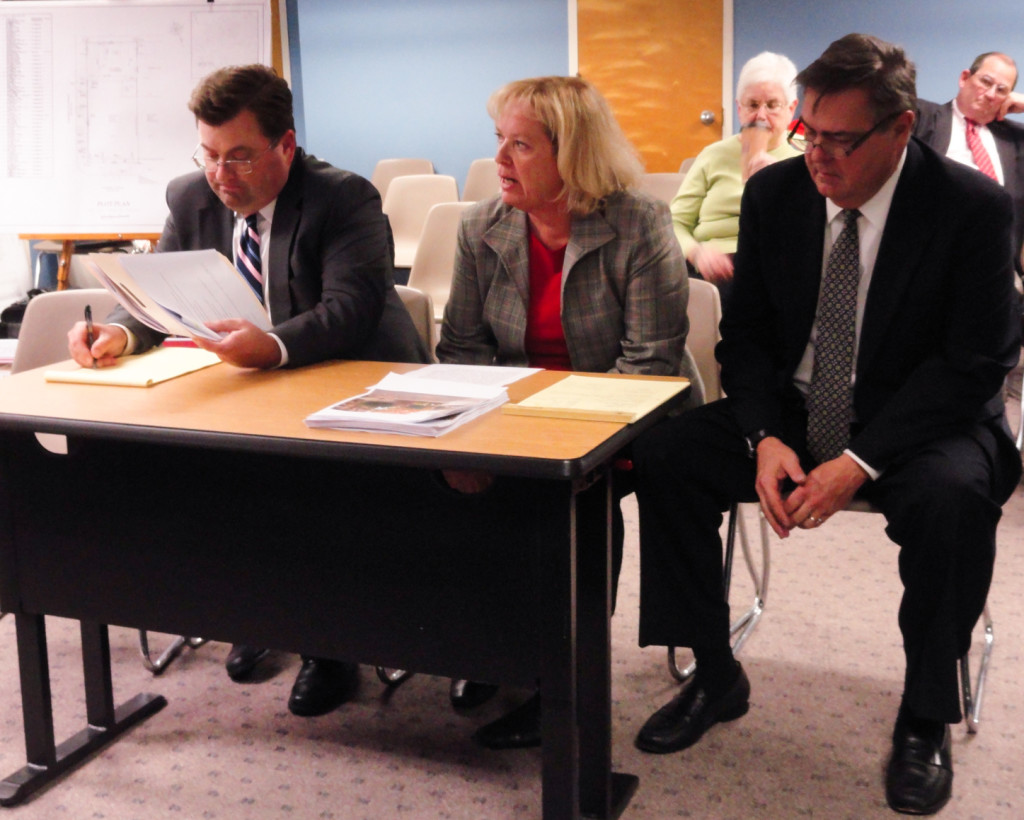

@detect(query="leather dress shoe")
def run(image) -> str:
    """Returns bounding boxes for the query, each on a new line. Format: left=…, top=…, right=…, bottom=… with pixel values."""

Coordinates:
left=225, top=644, right=269, bottom=682
left=287, top=657, right=359, bottom=717
left=449, top=678, right=499, bottom=709
left=473, top=691, right=541, bottom=749
left=885, top=719, right=952, bottom=815
left=635, top=664, right=750, bottom=754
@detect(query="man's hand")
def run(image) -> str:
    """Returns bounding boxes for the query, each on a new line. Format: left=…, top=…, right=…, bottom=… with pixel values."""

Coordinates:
left=67, top=321, right=127, bottom=368
left=193, top=319, right=282, bottom=369
left=752, top=437, right=806, bottom=538
left=689, top=244, right=734, bottom=284
left=998, top=90, right=1024, bottom=120
left=783, top=453, right=869, bottom=530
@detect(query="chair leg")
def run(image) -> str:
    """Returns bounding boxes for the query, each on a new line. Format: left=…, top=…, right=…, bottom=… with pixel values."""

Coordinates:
left=959, top=603, right=994, bottom=734
left=376, top=667, right=414, bottom=686
left=138, top=630, right=207, bottom=675
left=669, top=502, right=770, bottom=682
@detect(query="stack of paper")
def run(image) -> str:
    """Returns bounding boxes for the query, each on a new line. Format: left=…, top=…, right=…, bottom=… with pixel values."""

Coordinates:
left=44, top=347, right=222, bottom=387
left=305, top=371, right=509, bottom=436
left=502, top=374, right=688, bottom=423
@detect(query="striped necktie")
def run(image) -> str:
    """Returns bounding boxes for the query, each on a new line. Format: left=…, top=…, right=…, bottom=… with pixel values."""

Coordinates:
left=965, top=119, right=998, bottom=181
left=237, top=213, right=264, bottom=303
left=806, top=209, right=861, bottom=463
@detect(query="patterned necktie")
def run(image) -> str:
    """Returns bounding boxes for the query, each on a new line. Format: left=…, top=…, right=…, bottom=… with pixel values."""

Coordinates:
left=806, top=209, right=861, bottom=463
left=965, top=118, right=998, bottom=181
left=237, top=213, right=264, bottom=303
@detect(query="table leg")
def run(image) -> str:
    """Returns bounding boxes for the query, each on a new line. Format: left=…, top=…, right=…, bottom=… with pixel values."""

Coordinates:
left=0, top=615, right=166, bottom=807
left=56, top=240, right=74, bottom=291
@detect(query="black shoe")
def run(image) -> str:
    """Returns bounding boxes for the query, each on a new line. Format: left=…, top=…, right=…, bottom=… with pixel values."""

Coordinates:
left=473, top=692, right=541, bottom=749
left=450, top=678, right=499, bottom=709
left=287, top=657, right=359, bottom=717
left=225, top=644, right=269, bottom=682
left=885, top=717, right=952, bottom=815
left=634, top=663, right=750, bottom=754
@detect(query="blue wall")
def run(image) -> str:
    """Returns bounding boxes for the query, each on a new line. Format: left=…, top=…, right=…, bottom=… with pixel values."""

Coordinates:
left=733, top=0, right=1024, bottom=121
left=289, top=0, right=568, bottom=188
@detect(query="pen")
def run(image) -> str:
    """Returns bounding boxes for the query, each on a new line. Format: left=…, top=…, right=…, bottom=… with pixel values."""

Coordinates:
left=84, top=304, right=97, bottom=369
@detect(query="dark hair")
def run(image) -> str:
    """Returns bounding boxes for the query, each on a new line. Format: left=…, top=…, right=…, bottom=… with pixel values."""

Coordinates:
left=968, top=52, right=1018, bottom=91
left=188, top=64, right=294, bottom=141
left=796, top=33, right=916, bottom=120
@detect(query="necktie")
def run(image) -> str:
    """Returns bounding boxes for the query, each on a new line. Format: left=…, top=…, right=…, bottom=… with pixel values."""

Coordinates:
left=237, top=213, right=264, bottom=303
left=965, top=118, right=998, bottom=181
left=806, top=209, right=860, bottom=463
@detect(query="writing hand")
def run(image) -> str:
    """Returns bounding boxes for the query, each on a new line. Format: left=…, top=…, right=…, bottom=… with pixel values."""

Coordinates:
left=67, top=321, right=127, bottom=368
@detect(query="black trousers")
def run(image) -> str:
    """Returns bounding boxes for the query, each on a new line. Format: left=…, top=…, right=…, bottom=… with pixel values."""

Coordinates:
left=632, top=398, right=1018, bottom=723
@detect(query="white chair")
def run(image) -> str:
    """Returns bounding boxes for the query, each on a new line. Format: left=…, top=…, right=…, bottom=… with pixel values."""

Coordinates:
left=406, top=201, right=473, bottom=326
left=639, top=172, right=686, bottom=204
left=382, top=174, right=460, bottom=269
left=12, top=287, right=207, bottom=675
left=370, top=158, right=434, bottom=202
left=394, top=285, right=436, bottom=356
left=669, top=279, right=1002, bottom=732
left=679, top=157, right=695, bottom=174
left=461, top=158, right=499, bottom=201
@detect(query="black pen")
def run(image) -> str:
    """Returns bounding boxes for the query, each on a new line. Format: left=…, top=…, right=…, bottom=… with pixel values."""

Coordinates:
left=84, top=304, right=97, bottom=369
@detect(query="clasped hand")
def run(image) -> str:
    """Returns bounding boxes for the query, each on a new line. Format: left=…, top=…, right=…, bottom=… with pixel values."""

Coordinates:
left=753, top=437, right=868, bottom=538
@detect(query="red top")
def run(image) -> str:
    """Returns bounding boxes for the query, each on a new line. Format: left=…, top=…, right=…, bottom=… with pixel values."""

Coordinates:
left=525, top=230, right=571, bottom=370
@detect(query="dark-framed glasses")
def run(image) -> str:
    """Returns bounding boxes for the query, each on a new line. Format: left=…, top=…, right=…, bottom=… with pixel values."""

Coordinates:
left=787, top=111, right=901, bottom=158
left=192, top=140, right=279, bottom=175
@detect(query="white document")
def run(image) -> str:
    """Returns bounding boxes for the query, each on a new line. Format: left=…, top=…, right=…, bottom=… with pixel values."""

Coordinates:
left=409, top=363, right=541, bottom=387
left=84, top=250, right=271, bottom=341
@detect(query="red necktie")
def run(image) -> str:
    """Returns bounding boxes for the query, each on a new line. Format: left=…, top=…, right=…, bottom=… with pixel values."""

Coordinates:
left=965, top=119, right=998, bottom=181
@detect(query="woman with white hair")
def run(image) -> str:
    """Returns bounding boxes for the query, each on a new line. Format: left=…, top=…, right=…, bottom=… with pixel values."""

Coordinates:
left=671, top=51, right=799, bottom=306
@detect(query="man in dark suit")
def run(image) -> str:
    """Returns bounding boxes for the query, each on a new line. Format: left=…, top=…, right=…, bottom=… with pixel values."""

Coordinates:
left=69, top=65, right=429, bottom=717
left=631, top=34, right=1021, bottom=815
left=914, top=52, right=1024, bottom=272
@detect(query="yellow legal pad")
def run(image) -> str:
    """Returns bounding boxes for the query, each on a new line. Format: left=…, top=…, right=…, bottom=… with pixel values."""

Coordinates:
left=45, top=347, right=222, bottom=388
left=502, top=374, right=688, bottom=423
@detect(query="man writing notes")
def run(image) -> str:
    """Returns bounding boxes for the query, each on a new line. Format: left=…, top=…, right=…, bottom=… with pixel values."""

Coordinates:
left=631, top=34, right=1021, bottom=815
left=68, top=65, right=429, bottom=716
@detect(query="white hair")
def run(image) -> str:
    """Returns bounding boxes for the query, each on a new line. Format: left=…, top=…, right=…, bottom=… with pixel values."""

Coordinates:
left=736, top=51, right=798, bottom=105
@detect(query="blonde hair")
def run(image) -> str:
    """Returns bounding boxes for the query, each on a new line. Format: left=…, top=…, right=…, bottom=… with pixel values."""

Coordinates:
left=487, top=76, right=644, bottom=215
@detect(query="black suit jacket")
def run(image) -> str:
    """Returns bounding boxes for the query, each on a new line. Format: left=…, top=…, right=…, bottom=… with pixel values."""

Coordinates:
left=719, top=138, right=1020, bottom=496
left=114, top=148, right=429, bottom=367
left=915, top=99, right=1024, bottom=272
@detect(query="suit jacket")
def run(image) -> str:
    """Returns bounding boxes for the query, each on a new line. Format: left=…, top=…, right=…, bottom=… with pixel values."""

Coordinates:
left=915, top=99, right=1024, bottom=271
left=436, top=192, right=701, bottom=399
left=719, top=138, right=1020, bottom=494
left=113, top=149, right=429, bottom=367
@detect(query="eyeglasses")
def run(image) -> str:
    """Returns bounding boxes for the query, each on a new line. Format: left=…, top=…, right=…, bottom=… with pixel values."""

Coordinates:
left=740, top=99, right=787, bottom=114
left=972, top=73, right=1012, bottom=98
left=787, top=112, right=901, bottom=158
left=192, top=140, right=279, bottom=175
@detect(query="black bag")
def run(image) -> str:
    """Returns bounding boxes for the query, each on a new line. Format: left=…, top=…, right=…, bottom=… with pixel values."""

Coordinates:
left=0, top=288, right=46, bottom=339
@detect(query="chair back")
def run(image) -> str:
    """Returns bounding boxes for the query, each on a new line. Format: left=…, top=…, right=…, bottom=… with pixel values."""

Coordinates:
left=461, top=158, right=499, bottom=201
left=639, top=172, right=685, bottom=204
left=12, top=288, right=119, bottom=374
left=370, top=158, right=434, bottom=201
left=382, top=174, right=460, bottom=268
left=406, top=201, right=473, bottom=323
left=679, top=157, right=695, bottom=174
left=684, top=278, right=723, bottom=402
left=394, top=285, right=435, bottom=356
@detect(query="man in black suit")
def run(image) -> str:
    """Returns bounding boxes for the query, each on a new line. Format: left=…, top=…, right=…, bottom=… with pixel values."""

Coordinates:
left=914, top=52, right=1024, bottom=272
left=69, top=65, right=429, bottom=717
left=631, top=34, right=1021, bottom=815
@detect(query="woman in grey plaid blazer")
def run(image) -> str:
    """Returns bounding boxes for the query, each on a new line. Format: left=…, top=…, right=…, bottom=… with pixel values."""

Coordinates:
left=436, top=75, right=703, bottom=749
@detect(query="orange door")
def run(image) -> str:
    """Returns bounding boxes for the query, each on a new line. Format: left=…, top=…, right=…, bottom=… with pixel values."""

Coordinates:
left=577, top=0, right=724, bottom=172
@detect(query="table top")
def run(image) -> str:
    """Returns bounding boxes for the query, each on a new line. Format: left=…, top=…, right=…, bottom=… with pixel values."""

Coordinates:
left=0, top=360, right=689, bottom=479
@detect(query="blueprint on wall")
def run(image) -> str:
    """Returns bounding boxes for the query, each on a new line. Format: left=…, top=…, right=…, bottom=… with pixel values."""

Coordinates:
left=1, top=0, right=270, bottom=233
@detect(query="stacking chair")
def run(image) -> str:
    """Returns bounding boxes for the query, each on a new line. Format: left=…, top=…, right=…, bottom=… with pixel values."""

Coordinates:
left=12, top=288, right=207, bottom=675
left=406, top=201, right=474, bottom=330
left=679, top=157, right=696, bottom=175
left=370, top=158, right=434, bottom=202
left=394, top=285, right=436, bottom=359
left=667, top=279, right=1008, bottom=732
left=461, top=158, right=499, bottom=201
left=382, top=174, right=460, bottom=268
left=639, top=172, right=686, bottom=204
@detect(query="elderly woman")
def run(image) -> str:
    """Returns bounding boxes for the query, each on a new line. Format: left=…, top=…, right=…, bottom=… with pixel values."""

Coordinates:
left=672, top=51, right=799, bottom=306
left=436, top=75, right=702, bottom=749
